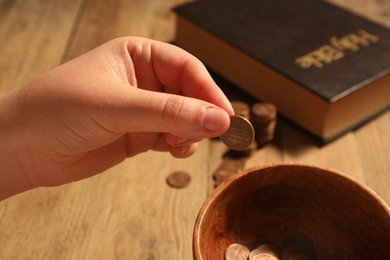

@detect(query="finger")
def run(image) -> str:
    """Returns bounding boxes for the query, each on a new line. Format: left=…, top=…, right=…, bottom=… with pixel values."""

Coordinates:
left=124, top=133, right=167, bottom=157
left=125, top=37, right=234, bottom=115
left=113, top=87, right=231, bottom=139
left=124, top=133, right=198, bottom=158
left=164, top=133, right=202, bottom=147
left=169, top=142, right=199, bottom=158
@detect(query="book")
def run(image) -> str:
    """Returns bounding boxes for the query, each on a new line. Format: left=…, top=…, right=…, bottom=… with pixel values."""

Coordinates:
left=173, top=0, right=390, bottom=142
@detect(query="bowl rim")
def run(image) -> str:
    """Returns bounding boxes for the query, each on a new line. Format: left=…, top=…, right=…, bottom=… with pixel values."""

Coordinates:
left=192, top=162, right=390, bottom=259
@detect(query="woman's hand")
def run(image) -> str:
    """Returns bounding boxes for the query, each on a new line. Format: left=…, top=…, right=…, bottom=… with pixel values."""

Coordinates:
left=0, top=37, right=233, bottom=199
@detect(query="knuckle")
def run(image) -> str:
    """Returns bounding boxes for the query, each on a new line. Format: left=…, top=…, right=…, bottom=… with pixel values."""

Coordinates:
left=161, top=95, right=187, bottom=126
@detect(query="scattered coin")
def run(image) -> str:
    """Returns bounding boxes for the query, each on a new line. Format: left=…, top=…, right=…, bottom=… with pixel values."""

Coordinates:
left=166, top=171, right=191, bottom=188
left=251, top=102, right=277, bottom=125
left=251, top=102, right=277, bottom=146
left=220, top=115, right=255, bottom=150
left=225, top=243, right=251, bottom=260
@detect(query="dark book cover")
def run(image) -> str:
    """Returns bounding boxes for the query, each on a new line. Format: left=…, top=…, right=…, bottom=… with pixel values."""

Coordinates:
left=174, top=0, right=390, bottom=103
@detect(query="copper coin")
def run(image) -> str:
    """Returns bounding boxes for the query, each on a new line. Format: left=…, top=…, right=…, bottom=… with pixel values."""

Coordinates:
left=220, top=115, right=255, bottom=150
left=249, top=244, right=280, bottom=260
left=225, top=243, right=250, bottom=260
left=166, top=171, right=191, bottom=188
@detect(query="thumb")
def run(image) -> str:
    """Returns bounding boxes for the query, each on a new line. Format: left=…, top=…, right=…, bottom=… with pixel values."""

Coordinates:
left=116, top=88, right=231, bottom=139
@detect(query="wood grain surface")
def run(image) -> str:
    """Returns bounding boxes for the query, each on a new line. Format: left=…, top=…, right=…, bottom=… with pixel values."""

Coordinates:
left=0, top=0, right=389, bottom=259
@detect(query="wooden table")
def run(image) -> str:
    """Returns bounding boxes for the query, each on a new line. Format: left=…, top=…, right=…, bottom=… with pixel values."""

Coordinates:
left=0, top=0, right=389, bottom=259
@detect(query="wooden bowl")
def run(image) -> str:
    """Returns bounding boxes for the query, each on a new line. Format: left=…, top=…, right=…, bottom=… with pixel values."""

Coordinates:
left=193, top=163, right=390, bottom=259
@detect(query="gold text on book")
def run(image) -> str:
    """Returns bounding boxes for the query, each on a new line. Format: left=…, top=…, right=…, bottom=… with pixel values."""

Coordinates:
left=295, top=30, right=379, bottom=69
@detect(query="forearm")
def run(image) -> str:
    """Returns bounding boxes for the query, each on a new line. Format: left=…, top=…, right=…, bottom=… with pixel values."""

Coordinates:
left=0, top=91, right=37, bottom=200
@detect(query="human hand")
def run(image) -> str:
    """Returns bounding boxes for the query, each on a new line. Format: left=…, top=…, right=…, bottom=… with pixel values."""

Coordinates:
left=0, top=37, right=233, bottom=196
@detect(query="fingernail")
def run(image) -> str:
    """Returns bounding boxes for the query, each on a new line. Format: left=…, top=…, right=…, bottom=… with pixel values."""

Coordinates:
left=180, top=145, right=189, bottom=154
left=204, top=107, right=228, bottom=132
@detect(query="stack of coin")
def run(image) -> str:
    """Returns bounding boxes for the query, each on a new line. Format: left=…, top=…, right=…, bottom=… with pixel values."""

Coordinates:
left=217, top=101, right=277, bottom=188
left=231, top=100, right=251, bottom=119
left=250, top=102, right=277, bottom=146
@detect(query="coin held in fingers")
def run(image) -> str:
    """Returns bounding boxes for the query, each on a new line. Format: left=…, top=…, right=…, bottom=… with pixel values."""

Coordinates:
left=220, top=115, right=255, bottom=150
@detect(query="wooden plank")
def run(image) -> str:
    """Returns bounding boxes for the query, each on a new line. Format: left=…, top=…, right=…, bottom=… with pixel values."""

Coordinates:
left=1, top=0, right=389, bottom=259
left=210, top=118, right=366, bottom=185
left=0, top=142, right=209, bottom=259
left=327, top=0, right=390, bottom=204
left=1, top=0, right=203, bottom=258
left=56, top=1, right=204, bottom=258
left=278, top=120, right=367, bottom=183
left=0, top=0, right=85, bottom=93
left=63, top=0, right=189, bottom=60
left=208, top=0, right=390, bottom=192
left=110, top=147, right=209, bottom=259
left=0, top=0, right=85, bottom=257
left=355, top=111, right=390, bottom=205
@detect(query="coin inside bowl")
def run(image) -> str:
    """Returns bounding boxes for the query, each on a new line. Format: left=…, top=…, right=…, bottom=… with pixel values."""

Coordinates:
left=193, top=163, right=390, bottom=259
